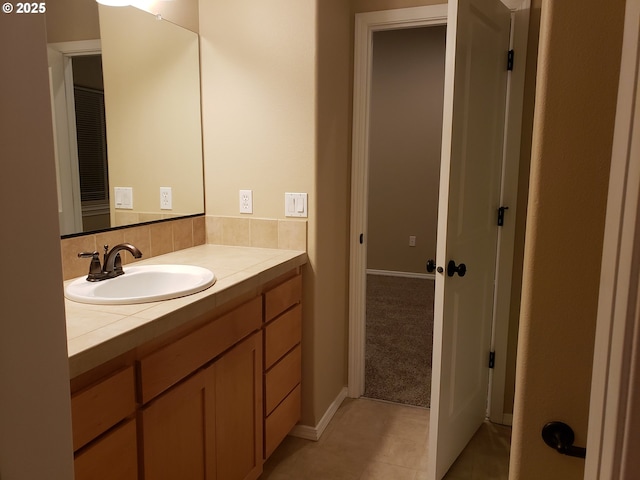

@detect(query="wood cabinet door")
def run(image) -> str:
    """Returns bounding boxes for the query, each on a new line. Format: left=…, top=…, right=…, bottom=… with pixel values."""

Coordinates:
left=74, top=418, right=138, bottom=480
left=215, top=333, right=263, bottom=480
left=141, top=368, right=216, bottom=480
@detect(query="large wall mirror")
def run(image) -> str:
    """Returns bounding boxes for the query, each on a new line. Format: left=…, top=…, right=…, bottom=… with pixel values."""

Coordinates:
left=46, top=1, right=204, bottom=237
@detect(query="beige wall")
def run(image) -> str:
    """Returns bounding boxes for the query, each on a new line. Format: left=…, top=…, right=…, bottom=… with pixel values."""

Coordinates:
left=509, top=0, right=625, bottom=478
left=200, top=0, right=352, bottom=426
left=200, top=0, right=319, bottom=425
left=100, top=5, right=204, bottom=223
left=315, top=0, right=353, bottom=424
left=134, top=0, right=199, bottom=33
left=367, top=26, right=445, bottom=274
left=199, top=0, right=315, bottom=220
left=45, top=0, right=198, bottom=43
left=0, top=13, right=74, bottom=480
left=45, top=0, right=100, bottom=43
left=200, top=0, right=352, bottom=427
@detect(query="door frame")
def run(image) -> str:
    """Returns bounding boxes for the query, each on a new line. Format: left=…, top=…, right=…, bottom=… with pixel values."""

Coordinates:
left=585, top=0, right=640, bottom=477
left=48, top=39, right=101, bottom=235
left=347, top=0, right=530, bottom=425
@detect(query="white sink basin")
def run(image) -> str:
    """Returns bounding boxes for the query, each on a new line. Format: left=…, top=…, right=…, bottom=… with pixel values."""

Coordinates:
left=65, top=265, right=216, bottom=305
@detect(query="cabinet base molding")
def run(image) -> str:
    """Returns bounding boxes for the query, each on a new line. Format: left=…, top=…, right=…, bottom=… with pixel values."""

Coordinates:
left=290, top=387, right=348, bottom=441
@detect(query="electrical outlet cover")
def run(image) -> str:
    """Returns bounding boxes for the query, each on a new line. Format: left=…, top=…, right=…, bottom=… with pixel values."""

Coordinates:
left=240, top=190, right=253, bottom=214
left=160, top=187, right=172, bottom=210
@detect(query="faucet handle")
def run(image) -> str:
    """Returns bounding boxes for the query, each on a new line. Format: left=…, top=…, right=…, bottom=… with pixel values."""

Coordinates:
left=112, top=253, right=124, bottom=275
left=78, top=252, right=104, bottom=281
left=78, top=251, right=99, bottom=263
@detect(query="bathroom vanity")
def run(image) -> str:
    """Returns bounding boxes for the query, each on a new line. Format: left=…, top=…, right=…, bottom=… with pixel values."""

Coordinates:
left=65, top=245, right=306, bottom=480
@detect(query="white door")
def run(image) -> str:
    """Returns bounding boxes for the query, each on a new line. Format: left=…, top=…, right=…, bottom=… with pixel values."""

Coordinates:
left=427, top=0, right=511, bottom=478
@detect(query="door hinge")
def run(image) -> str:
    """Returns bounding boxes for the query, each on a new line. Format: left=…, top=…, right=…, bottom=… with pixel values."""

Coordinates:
left=507, top=49, right=514, bottom=71
left=489, top=351, right=495, bottom=369
left=497, top=206, right=509, bottom=226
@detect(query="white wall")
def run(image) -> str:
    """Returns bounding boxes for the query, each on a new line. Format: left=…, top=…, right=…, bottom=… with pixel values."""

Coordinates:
left=0, top=13, right=74, bottom=480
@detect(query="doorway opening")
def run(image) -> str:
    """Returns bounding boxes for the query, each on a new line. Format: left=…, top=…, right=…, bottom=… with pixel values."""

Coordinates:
left=363, top=25, right=446, bottom=408
left=48, top=41, right=111, bottom=235
left=349, top=2, right=530, bottom=478
left=349, top=2, right=528, bottom=419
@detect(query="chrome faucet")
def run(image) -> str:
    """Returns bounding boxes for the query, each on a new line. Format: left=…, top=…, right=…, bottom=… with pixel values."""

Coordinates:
left=78, top=243, right=143, bottom=282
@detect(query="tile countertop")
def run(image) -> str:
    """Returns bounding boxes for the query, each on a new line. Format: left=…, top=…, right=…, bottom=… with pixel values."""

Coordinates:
left=64, top=244, right=307, bottom=379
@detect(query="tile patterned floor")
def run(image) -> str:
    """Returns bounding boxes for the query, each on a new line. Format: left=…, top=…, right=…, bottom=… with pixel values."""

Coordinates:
left=260, top=398, right=511, bottom=480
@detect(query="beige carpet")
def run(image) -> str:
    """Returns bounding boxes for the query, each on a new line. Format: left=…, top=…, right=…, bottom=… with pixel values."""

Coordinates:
left=364, top=274, right=434, bottom=407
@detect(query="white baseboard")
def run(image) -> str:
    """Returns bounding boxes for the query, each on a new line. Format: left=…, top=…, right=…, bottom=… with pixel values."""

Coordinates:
left=502, top=413, right=513, bottom=426
left=289, top=387, right=348, bottom=441
left=366, top=269, right=435, bottom=280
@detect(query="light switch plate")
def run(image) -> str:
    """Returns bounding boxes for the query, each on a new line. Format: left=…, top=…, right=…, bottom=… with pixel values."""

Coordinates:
left=285, top=193, right=308, bottom=218
left=114, top=187, right=133, bottom=210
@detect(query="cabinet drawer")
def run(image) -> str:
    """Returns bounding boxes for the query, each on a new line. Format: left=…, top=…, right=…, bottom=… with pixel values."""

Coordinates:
left=71, top=366, right=135, bottom=451
left=74, top=418, right=137, bottom=480
left=265, top=345, right=301, bottom=416
left=264, top=274, right=302, bottom=322
left=138, top=296, right=262, bottom=403
left=264, top=384, right=301, bottom=459
left=264, top=304, right=302, bottom=369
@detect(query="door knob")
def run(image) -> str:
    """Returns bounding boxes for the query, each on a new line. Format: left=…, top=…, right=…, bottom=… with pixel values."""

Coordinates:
left=541, top=422, right=586, bottom=459
left=427, top=260, right=445, bottom=274
left=447, top=260, right=467, bottom=277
